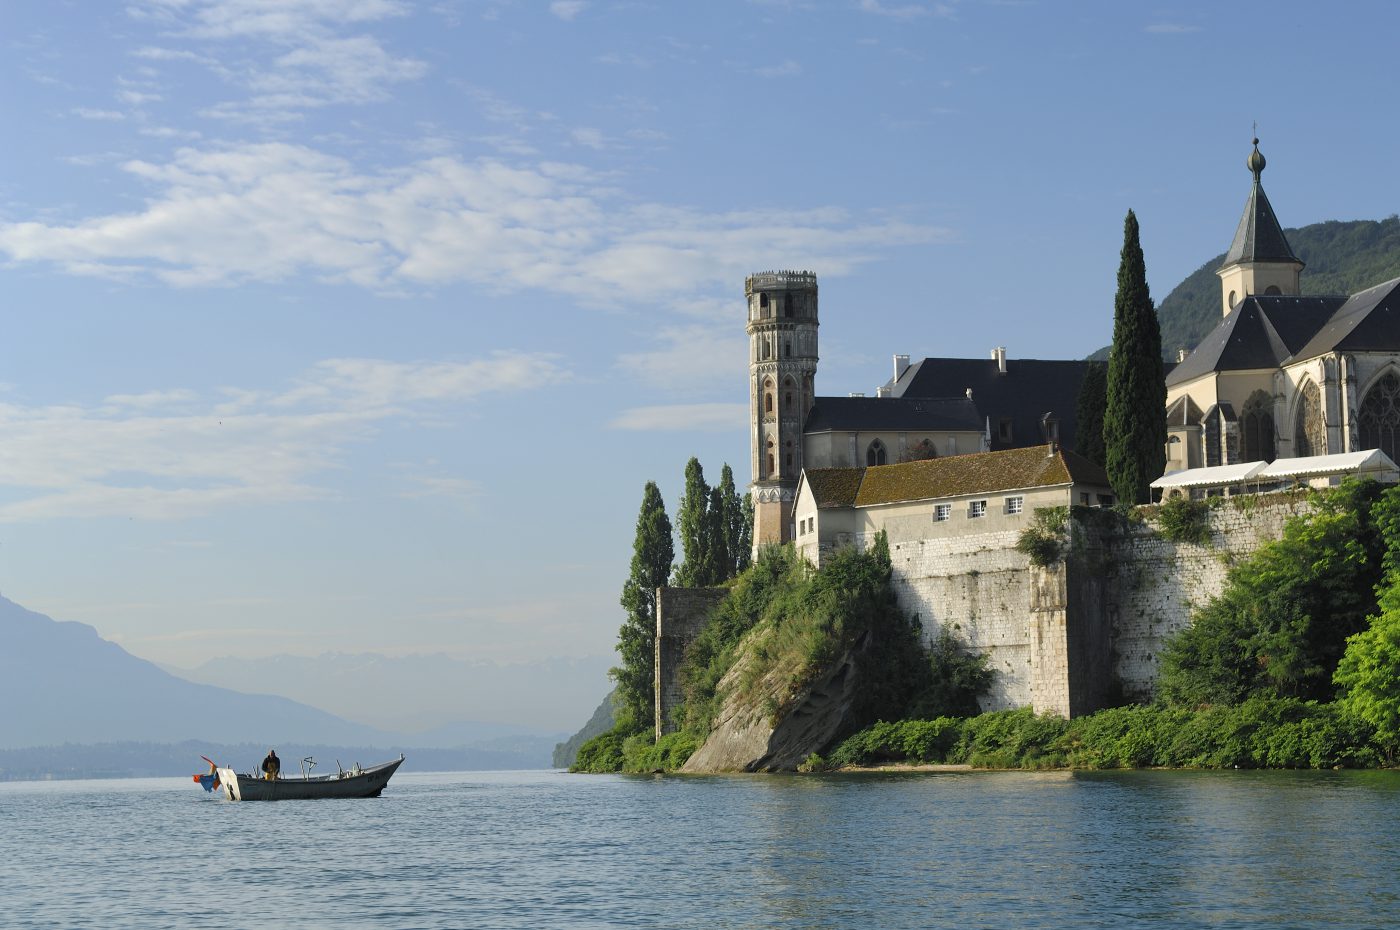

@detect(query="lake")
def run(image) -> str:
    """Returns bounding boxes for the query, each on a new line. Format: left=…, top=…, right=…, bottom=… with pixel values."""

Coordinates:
left=3, top=768, right=1399, bottom=928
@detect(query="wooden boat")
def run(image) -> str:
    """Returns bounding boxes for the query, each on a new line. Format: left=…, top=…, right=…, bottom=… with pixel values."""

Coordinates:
left=216, top=755, right=404, bottom=801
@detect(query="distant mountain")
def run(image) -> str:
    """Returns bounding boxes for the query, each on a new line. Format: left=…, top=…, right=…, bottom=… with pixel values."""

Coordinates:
left=0, top=596, right=392, bottom=749
left=171, top=651, right=612, bottom=736
left=553, top=688, right=617, bottom=768
left=1091, top=217, right=1400, bottom=361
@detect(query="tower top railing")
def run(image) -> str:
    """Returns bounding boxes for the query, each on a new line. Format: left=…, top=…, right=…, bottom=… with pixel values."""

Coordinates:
left=746, top=270, right=818, bottom=294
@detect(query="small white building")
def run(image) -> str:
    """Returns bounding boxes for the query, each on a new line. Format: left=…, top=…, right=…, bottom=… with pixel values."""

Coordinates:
left=1153, top=449, right=1400, bottom=498
left=793, top=444, right=1114, bottom=566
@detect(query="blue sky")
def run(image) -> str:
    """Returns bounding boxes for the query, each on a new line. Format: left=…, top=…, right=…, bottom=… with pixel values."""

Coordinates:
left=3, top=1, right=1400, bottom=723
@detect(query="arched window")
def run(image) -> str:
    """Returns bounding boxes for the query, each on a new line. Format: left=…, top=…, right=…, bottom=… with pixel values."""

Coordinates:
left=763, top=378, right=774, bottom=415
left=759, top=293, right=769, bottom=316
left=1228, top=290, right=1238, bottom=310
left=1241, top=390, right=1275, bottom=462
left=783, top=377, right=795, bottom=412
left=766, top=439, right=775, bottom=477
left=867, top=439, right=888, bottom=466
left=1360, top=371, right=1400, bottom=463
left=1295, top=380, right=1325, bottom=457
left=1264, top=285, right=1282, bottom=296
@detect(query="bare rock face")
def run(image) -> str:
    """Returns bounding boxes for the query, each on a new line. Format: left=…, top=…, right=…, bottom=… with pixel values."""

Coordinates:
left=681, top=638, right=865, bottom=773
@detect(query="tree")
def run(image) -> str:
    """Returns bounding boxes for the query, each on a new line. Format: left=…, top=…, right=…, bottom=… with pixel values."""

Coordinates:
left=675, top=458, right=723, bottom=586
left=1073, top=361, right=1107, bottom=468
left=716, top=464, right=752, bottom=577
left=612, top=481, right=674, bottom=732
left=1104, top=210, right=1167, bottom=504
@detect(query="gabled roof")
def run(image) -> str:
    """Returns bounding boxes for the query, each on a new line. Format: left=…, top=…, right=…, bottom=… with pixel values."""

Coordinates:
left=804, top=467, right=864, bottom=508
left=887, top=357, right=1092, bottom=452
left=804, top=395, right=982, bottom=433
left=803, top=445, right=1109, bottom=510
left=1291, top=276, right=1400, bottom=359
left=1166, top=295, right=1344, bottom=386
left=1152, top=461, right=1267, bottom=490
left=1166, top=395, right=1205, bottom=427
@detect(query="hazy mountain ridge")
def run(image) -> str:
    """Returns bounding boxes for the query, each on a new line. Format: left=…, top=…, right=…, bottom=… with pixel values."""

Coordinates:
left=1091, top=216, right=1400, bottom=361
left=172, top=650, right=612, bottom=736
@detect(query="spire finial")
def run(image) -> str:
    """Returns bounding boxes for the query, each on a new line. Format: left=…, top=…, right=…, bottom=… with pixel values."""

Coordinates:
left=1247, top=131, right=1266, bottom=182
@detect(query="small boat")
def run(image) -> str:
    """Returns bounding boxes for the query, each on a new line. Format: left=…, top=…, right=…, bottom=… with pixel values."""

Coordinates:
left=215, top=755, right=404, bottom=801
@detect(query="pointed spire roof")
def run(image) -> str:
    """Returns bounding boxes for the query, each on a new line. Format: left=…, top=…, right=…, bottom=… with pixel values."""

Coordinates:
left=1219, top=139, right=1304, bottom=271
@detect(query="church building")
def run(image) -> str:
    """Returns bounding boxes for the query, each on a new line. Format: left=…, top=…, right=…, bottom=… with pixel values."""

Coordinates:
left=1166, top=139, right=1400, bottom=473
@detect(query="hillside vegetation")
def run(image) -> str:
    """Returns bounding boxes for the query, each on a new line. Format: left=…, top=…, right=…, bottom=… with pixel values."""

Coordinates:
left=1093, top=217, right=1400, bottom=360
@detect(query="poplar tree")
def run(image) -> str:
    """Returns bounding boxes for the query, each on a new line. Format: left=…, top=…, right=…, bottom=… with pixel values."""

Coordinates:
left=1104, top=210, right=1167, bottom=504
left=716, top=464, right=752, bottom=577
left=612, top=481, right=674, bottom=731
left=675, top=457, right=721, bottom=586
left=1073, top=361, right=1108, bottom=468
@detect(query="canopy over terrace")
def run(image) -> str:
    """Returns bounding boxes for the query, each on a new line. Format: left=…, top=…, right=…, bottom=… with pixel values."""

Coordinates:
left=1152, top=450, right=1400, bottom=498
left=1151, top=461, right=1267, bottom=496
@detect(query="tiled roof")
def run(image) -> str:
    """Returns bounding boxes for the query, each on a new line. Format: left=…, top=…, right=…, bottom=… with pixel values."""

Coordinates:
left=804, top=396, right=982, bottom=432
left=804, top=445, right=1108, bottom=509
left=1166, top=295, right=1342, bottom=386
left=888, top=357, right=1093, bottom=453
left=804, top=467, right=865, bottom=508
left=1292, top=276, right=1400, bottom=359
left=1166, top=395, right=1205, bottom=427
left=1221, top=181, right=1303, bottom=269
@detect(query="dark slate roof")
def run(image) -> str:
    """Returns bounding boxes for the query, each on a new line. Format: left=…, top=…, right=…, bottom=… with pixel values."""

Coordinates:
left=1166, top=395, right=1205, bottom=427
left=1220, top=181, right=1303, bottom=269
left=1292, top=276, right=1400, bottom=359
left=888, top=357, right=1093, bottom=452
left=802, top=445, right=1109, bottom=509
left=804, top=396, right=982, bottom=433
left=1166, top=295, right=1344, bottom=386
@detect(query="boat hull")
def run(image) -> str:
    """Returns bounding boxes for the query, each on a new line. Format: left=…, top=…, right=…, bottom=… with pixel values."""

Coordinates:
left=217, top=757, right=404, bottom=801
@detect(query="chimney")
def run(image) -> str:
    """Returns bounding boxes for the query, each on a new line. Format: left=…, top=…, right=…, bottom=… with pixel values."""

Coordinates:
left=1176, top=347, right=1188, bottom=363
left=965, top=387, right=973, bottom=400
left=876, top=385, right=891, bottom=398
left=992, top=346, right=1007, bottom=374
left=1040, top=412, right=1060, bottom=454
left=849, top=392, right=865, bottom=398
left=893, top=354, right=910, bottom=382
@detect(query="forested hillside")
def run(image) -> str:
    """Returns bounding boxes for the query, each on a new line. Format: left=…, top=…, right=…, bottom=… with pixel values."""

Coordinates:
left=1092, top=217, right=1400, bottom=360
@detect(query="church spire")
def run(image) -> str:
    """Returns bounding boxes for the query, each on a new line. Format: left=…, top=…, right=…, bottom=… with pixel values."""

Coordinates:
left=1216, top=138, right=1304, bottom=316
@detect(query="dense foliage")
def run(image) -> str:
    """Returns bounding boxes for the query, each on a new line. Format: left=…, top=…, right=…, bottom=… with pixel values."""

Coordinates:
left=819, top=699, right=1378, bottom=771
left=1014, top=506, right=1069, bottom=567
left=1154, top=495, right=1212, bottom=545
left=675, top=458, right=751, bottom=587
left=1104, top=209, right=1167, bottom=505
left=1071, top=361, right=1106, bottom=467
left=1158, top=480, right=1387, bottom=706
left=611, top=481, right=675, bottom=732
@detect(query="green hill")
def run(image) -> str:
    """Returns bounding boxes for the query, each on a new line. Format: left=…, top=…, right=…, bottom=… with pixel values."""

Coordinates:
left=1091, top=217, right=1400, bottom=360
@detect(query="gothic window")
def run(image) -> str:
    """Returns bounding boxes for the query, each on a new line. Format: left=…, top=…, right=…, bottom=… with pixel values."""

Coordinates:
left=766, top=439, right=775, bottom=477
left=764, top=379, right=774, bottom=415
left=1204, top=411, right=1222, bottom=467
left=1241, top=390, right=1275, bottom=462
left=759, top=293, right=769, bottom=315
left=1295, top=380, right=1325, bottom=457
left=867, top=439, right=888, bottom=466
left=784, top=299, right=792, bottom=318
left=1360, top=371, right=1400, bottom=463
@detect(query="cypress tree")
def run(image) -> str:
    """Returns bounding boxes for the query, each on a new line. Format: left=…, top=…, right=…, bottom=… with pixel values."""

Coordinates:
left=612, top=481, right=674, bottom=732
left=1073, top=361, right=1108, bottom=468
left=1104, top=210, right=1167, bottom=504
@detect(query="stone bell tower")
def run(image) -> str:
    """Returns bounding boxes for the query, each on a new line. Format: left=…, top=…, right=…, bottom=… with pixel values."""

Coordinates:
left=746, top=270, right=819, bottom=549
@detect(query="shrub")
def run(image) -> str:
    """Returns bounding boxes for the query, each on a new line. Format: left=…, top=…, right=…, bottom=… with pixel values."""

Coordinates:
left=1015, top=506, right=1069, bottom=566
left=571, top=727, right=627, bottom=773
left=907, top=629, right=993, bottom=719
left=1156, top=495, right=1212, bottom=545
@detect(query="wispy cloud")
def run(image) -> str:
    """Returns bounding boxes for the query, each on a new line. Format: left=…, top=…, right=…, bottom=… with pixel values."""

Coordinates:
left=756, top=59, right=802, bottom=78
left=858, top=0, right=956, bottom=20
left=609, top=403, right=748, bottom=432
left=549, top=1, right=589, bottom=21
left=0, top=352, right=569, bottom=522
left=0, top=142, right=949, bottom=300
left=1145, top=23, right=1202, bottom=34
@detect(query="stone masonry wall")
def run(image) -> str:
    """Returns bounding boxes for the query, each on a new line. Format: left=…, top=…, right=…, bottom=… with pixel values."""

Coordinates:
left=1082, top=495, right=1311, bottom=701
left=655, top=586, right=730, bottom=739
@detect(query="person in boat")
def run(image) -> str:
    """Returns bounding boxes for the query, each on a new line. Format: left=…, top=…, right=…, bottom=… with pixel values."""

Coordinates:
left=261, top=749, right=281, bottom=781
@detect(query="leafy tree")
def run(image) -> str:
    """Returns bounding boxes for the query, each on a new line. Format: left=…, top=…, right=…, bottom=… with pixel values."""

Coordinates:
left=1158, top=480, right=1386, bottom=705
left=1104, top=210, right=1167, bottom=504
left=1072, top=361, right=1107, bottom=467
left=611, top=481, right=674, bottom=732
left=675, top=457, right=727, bottom=586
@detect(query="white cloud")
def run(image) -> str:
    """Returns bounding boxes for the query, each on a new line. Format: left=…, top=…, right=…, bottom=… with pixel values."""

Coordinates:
left=570, top=127, right=607, bottom=150
left=756, top=59, right=802, bottom=78
left=0, top=142, right=950, bottom=299
left=0, top=352, right=569, bottom=522
left=550, top=1, right=589, bottom=21
left=616, top=326, right=747, bottom=391
left=858, top=0, right=954, bottom=19
left=609, top=403, right=748, bottom=432
left=1145, top=23, right=1202, bottom=34
left=71, top=108, right=126, bottom=121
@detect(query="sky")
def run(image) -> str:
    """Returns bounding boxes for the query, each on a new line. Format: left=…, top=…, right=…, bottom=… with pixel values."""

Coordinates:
left=5, top=0, right=1400, bottom=727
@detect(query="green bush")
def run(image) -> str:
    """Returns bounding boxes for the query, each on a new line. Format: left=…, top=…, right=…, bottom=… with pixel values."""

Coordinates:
left=570, top=727, right=627, bottom=773
left=1156, top=495, right=1212, bottom=545
left=1015, top=506, right=1069, bottom=566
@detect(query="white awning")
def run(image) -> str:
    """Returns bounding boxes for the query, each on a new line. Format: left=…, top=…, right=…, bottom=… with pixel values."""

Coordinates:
left=1256, top=449, right=1399, bottom=480
left=1151, top=461, right=1268, bottom=490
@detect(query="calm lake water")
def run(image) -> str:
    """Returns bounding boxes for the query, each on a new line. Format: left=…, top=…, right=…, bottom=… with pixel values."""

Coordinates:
left=3, top=768, right=1399, bottom=929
